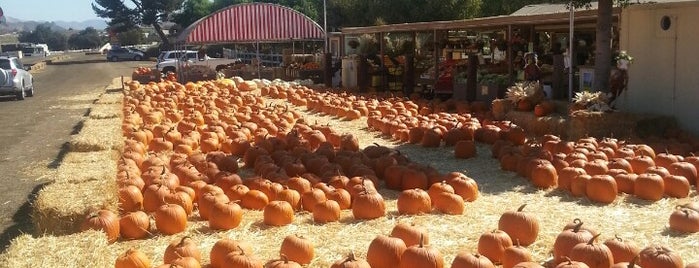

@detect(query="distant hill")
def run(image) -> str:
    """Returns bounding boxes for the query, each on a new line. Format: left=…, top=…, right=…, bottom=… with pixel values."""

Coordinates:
left=53, top=19, right=108, bottom=31
left=0, top=16, right=107, bottom=34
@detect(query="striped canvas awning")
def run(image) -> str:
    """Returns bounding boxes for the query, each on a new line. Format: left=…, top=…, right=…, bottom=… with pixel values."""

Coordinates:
left=177, top=3, right=325, bottom=44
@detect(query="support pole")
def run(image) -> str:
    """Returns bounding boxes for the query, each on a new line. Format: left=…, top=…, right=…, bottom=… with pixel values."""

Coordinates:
left=569, top=2, right=575, bottom=101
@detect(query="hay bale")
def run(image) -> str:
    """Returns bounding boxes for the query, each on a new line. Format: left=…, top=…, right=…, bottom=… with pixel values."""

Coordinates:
left=0, top=230, right=112, bottom=268
left=53, top=151, right=118, bottom=184
left=506, top=110, right=568, bottom=138
left=88, top=103, right=122, bottom=119
left=69, top=117, right=123, bottom=152
left=32, top=179, right=118, bottom=236
left=94, top=92, right=124, bottom=105
left=568, top=111, right=640, bottom=140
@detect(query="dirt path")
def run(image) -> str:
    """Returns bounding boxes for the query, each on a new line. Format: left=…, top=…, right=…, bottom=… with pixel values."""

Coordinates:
left=0, top=54, right=151, bottom=249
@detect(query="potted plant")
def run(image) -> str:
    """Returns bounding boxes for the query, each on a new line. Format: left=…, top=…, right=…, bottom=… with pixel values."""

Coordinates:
left=505, top=81, right=544, bottom=111
left=570, top=91, right=612, bottom=113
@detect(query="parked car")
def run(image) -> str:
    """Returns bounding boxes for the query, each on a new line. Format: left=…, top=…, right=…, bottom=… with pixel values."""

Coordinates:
left=156, top=50, right=241, bottom=74
left=0, top=56, right=34, bottom=100
left=106, top=47, right=145, bottom=62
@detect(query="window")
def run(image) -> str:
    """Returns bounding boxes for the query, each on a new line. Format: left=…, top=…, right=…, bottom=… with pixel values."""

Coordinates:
left=0, top=59, right=11, bottom=70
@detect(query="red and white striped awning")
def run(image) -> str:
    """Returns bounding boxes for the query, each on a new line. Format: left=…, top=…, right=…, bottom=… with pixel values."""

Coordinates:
left=177, top=3, right=325, bottom=44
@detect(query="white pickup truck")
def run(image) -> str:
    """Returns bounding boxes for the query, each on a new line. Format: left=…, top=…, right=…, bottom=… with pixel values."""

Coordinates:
left=155, top=50, right=241, bottom=74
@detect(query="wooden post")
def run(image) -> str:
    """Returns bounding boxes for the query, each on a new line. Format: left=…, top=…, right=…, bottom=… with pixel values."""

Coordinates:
left=358, top=54, right=368, bottom=92
left=466, top=53, right=479, bottom=102
left=403, top=53, right=415, bottom=95
left=324, top=52, right=332, bottom=87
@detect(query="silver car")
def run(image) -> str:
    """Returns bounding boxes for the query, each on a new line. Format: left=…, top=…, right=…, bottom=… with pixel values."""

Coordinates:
left=106, top=47, right=145, bottom=62
left=0, top=56, right=34, bottom=100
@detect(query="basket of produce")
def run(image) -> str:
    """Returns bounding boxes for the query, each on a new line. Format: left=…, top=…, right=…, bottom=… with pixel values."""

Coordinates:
left=130, top=67, right=161, bottom=83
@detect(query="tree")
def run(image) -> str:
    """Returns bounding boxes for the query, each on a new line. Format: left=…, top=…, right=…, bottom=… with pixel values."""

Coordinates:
left=551, top=0, right=630, bottom=94
left=92, top=0, right=184, bottom=48
left=172, top=0, right=212, bottom=29
left=479, top=0, right=550, bottom=16
left=117, top=28, right=145, bottom=46
left=68, top=27, right=103, bottom=49
left=18, top=24, right=69, bottom=51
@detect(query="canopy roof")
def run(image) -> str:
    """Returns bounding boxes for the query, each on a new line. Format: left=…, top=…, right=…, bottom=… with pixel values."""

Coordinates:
left=177, top=3, right=325, bottom=44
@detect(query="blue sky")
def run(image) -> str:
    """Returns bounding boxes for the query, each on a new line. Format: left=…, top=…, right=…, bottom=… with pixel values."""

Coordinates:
left=1, top=0, right=103, bottom=21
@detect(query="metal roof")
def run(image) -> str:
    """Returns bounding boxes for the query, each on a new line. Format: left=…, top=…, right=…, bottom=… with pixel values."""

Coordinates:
left=176, top=3, right=325, bottom=44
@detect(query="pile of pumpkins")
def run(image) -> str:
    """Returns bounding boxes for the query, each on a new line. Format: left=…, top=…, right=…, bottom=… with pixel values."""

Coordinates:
left=113, top=211, right=699, bottom=268
left=492, top=134, right=698, bottom=204
left=78, top=77, right=486, bottom=267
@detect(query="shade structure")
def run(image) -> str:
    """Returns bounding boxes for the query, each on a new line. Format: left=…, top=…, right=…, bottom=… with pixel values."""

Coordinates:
left=177, top=2, right=325, bottom=45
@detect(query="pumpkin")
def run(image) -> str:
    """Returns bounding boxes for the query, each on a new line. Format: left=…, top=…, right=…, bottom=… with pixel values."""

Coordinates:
left=166, top=190, right=195, bottom=216
left=198, top=191, right=229, bottom=220
left=119, top=211, right=150, bottom=240
left=168, top=256, right=201, bottom=268
left=663, top=174, right=690, bottom=198
left=669, top=206, right=699, bottom=233
left=445, top=172, right=479, bottom=202
left=390, top=222, right=430, bottom=247
left=263, top=201, right=295, bottom=226
left=455, top=140, right=477, bottom=159
left=279, top=235, right=314, bottom=265
left=558, top=167, right=586, bottom=191
left=366, top=235, right=407, bottom=268
left=562, top=219, right=599, bottom=237
left=668, top=161, right=697, bottom=185
left=477, top=229, right=513, bottom=264
left=313, top=200, right=341, bottom=223
left=433, top=192, right=465, bottom=215
left=164, top=236, right=202, bottom=264
left=399, top=234, right=444, bottom=268
left=81, top=209, right=120, bottom=243
left=301, top=187, right=327, bottom=212
left=570, top=174, right=591, bottom=197
left=450, top=252, right=495, bottom=268
left=264, top=255, right=302, bottom=268
left=498, top=204, right=539, bottom=247
left=530, top=162, right=558, bottom=188
left=568, top=234, right=614, bottom=268
left=223, top=247, right=263, bottom=268
left=611, top=256, right=641, bottom=268
left=351, top=189, right=386, bottom=220
left=555, top=257, right=590, bottom=268
left=208, top=201, right=243, bottom=230
left=119, top=185, right=145, bottom=212
left=586, top=175, right=618, bottom=204
left=209, top=239, right=253, bottom=268
left=502, top=240, right=533, bottom=268
left=241, top=189, right=269, bottom=210
left=634, top=173, right=664, bottom=201
left=603, top=235, right=640, bottom=263
left=638, top=245, right=683, bottom=268
left=427, top=181, right=455, bottom=202
left=613, top=172, right=637, bottom=194
left=512, top=262, right=545, bottom=268
left=330, top=252, right=371, bottom=268
left=115, top=248, right=151, bottom=268
left=326, top=188, right=352, bottom=210
left=400, top=168, right=429, bottom=190
left=397, top=188, right=432, bottom=215
left=628, top=155, right=655, bottom=174
left=155, top=203, right=188, bottom=235
left=553, top=220, right=594, bottom=264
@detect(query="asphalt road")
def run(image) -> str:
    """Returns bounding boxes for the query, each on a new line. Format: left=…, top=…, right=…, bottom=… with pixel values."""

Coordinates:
left=0, top=53, right=151, bottom=250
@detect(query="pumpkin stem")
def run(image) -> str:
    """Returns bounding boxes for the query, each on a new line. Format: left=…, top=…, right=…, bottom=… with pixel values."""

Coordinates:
left=614, top=234, right=623, bottom=242
left=572, top=220, right=584, bottom=232
left=564, top=256, right=573, bottom=264
left=178, top=236, right=191, bottom=247
left=418, top=234, right=425, bottom=248
left=517, top=204, right=527, bottom=212
left=587, top=233, right=601, bottom=245
left=347, top=251, right=357, bottom=262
